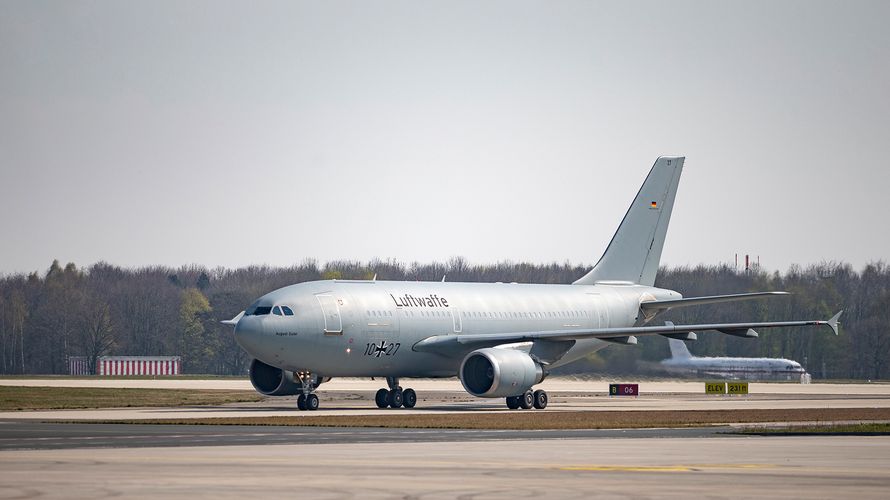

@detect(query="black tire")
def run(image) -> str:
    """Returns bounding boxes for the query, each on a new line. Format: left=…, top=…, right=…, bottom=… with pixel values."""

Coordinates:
left=402, top=388, right=417, bottom=408
left=297, top=394, right=307, bottom=411
left=305, top=393, right=319, bottom=411
left=389, top=389, right=404, bottom=408
left=533, top=389, right=548, bottom=409
left=519, top=390, right=534, bottom=410
left=375, top=388, right=389, bottom=408
left=506, top=396, right=521, bottom=409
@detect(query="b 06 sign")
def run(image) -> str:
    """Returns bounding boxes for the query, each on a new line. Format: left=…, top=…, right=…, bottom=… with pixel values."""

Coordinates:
left=609, top=383, right=639, bottom=396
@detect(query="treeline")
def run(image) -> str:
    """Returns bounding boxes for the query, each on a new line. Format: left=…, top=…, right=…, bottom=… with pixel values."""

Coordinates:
left=0, top=259, right=886, bottom=379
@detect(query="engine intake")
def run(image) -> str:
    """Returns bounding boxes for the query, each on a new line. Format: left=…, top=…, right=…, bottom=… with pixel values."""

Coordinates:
left=249, top=359, right=327, bottom=396
left=459, top=348, right=544, bottom=398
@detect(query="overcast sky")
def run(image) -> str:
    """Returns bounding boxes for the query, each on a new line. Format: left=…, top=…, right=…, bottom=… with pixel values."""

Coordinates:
left=1, top=1, right=888, bottom=276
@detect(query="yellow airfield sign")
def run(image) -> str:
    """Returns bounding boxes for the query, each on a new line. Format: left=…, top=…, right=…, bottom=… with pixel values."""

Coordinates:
left=728, top=382, right=749, bottom=394
left=705, top=381, right=727, bottom=394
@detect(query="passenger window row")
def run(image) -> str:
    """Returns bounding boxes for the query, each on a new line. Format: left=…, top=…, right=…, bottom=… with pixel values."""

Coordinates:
left=464, top=310, right=589, bottom=319
left=366, top=310, right=393, bottom=317
left=396, top=310, right=589, bottom=320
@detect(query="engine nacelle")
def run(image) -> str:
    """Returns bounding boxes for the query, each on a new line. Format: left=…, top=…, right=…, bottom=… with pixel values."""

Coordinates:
left=248, top=359, right=328, bottom=396
left=459, top=348, right=544, bottom=398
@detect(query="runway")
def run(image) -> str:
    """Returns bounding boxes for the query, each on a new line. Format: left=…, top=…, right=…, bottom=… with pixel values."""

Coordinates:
left=1, top=431, right=887, bottom=499
left=0, top=421, right=725, bottom=451
left=2, top=379, right=889, bottom=498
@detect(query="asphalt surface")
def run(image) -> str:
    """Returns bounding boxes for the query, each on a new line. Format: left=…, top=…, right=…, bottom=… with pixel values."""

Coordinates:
left=3, top=380, right=890, bottom=498
left=0, top=421, right=727, bottom=451
left=3, top=434, right=888, bottom=499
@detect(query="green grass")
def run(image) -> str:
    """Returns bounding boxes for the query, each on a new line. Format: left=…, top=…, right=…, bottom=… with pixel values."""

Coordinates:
left=736, top=422, right=890, bottom=435
left=0, top=386, right=262, bottom=410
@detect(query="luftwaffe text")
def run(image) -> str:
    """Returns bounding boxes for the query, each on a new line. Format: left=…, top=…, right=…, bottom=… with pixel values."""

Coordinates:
left=389, top=293, right=449, bottom=308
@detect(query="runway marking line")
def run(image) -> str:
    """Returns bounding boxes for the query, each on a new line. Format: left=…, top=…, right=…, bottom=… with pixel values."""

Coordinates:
left=559, top=464, right=773, bottom=472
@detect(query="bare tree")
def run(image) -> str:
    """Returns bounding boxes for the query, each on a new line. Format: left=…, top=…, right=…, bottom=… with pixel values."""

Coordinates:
left=78, top=296, right=116, bottom=373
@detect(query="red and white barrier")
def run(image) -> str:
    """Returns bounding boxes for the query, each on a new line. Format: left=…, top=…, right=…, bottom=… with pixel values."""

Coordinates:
left=94, top=356, right=181, bottom=376
left=67, top=356, right=91, bottom=375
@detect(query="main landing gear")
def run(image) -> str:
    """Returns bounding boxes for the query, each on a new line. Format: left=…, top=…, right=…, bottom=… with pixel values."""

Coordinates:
left=505, top=389, right=548, bottom=410
left=375, top=377, right=417, bottom=409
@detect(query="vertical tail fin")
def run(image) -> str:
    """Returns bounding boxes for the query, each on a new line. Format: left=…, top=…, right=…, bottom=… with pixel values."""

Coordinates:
left=668, top=338, right=693, bottom=359
left=574, top=156, right=684, bottom=286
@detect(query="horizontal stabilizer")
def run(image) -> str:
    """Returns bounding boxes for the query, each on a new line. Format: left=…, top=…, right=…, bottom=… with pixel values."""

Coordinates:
left=640, top=292, right=789, bottom=312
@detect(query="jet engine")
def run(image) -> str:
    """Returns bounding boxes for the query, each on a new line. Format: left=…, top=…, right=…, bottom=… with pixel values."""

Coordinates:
left=248, top=359, right=327, bottom=396
left=459, top=348, right=544, bottom=398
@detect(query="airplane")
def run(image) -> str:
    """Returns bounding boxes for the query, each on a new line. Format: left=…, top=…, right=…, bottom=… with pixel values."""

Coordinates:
left=226, top=156, right=841, bottom=411
left=661, top=338, right=807, bottom=381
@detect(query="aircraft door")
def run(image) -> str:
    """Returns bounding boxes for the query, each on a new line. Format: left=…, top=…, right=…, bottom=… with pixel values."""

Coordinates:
left=315, top=294, right=343, bottom=334
left=451, top=309, right=462, bottom=333
left=587, top=293, right=610, bottom=328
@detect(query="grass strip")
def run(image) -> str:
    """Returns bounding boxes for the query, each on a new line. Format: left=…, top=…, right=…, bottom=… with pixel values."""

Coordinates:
left=69, top=407, right=890, bottom=430
left=0, top=386, right=262, bottom=410
left=734, top=422, right=890, bottom=435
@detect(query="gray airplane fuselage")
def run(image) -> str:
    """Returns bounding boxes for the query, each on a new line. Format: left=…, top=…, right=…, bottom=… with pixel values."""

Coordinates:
left=660, top=337, right=805, bottom=380
left=234, top=279, right=679, bottom=378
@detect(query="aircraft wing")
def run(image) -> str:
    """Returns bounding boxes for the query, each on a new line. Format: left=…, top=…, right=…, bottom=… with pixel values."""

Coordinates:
left=413, top=311, right=842, bottom=356
left=639, top=291, right=789, bottom=312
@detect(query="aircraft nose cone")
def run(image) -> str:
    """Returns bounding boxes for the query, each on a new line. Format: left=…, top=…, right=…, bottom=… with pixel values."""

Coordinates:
left=234, top=317, right=262, bottom=354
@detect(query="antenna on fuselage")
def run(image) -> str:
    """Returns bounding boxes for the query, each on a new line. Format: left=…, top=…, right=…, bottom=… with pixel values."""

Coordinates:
left=442, top=274, right=447, bottom=282
left=372, top=273, right=377, bottom=282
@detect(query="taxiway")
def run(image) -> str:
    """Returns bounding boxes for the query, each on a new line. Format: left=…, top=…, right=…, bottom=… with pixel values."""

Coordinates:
left=2, top=378, right=888, bottom=498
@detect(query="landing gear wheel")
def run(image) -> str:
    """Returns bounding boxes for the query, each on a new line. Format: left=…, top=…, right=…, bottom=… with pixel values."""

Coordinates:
left=305, top=393, right=320, bottom=411
left=533, top=389, right=548, bottom=409
left=506, top=396, right=521, bottom=410
left=297, top=394, right=307, bottom=411
left=519, top=390, right=534, bottom=410
left=402, top=388, right=417, bottom=408
left=388, top=388, right=404, bottom=408
left=375, top=388, right=389, bottom=408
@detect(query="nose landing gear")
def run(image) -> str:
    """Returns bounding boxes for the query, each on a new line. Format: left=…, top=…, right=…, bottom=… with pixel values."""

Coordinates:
left=296, top=372, right=320, bottom=411
left=375, top=377, right=417, bottom=409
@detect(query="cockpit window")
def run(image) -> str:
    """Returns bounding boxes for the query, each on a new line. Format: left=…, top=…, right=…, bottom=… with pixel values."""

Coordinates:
left=252, top=306, right=272, bottom=316
left=272, top=306, right=283, bottom=316
left=281, top=306, right=294, bottom=316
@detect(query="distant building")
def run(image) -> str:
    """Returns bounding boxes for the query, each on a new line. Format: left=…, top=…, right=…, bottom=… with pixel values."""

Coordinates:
left=68, top=356, right=181, bottom=376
